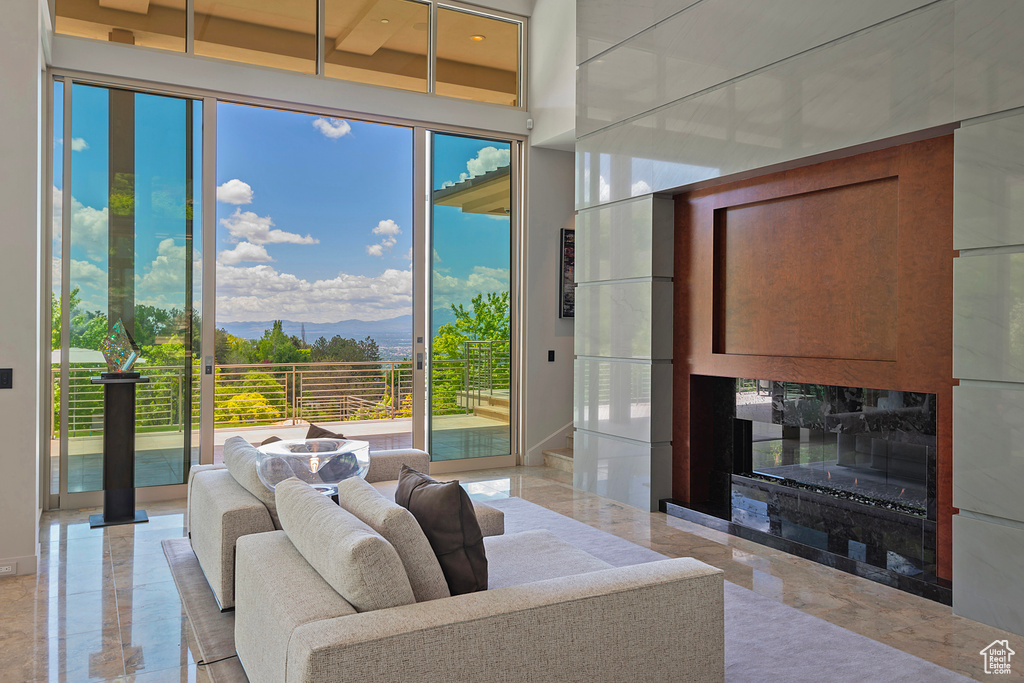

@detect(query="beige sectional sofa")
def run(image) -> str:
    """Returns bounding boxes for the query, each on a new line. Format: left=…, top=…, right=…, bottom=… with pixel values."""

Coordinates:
left=234, top=477, right=726, bottom=683
left=187, top=436, right=504, bottom=609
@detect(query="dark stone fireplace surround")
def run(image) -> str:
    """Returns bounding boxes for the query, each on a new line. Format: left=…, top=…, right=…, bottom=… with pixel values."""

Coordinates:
left=661, top=376, right=951, bottom=604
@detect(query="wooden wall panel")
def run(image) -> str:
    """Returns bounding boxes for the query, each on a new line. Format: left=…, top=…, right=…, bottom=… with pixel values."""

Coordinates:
left=673, top=135, right=955, bottom=579
left=714, top=178, right=898, bottom=360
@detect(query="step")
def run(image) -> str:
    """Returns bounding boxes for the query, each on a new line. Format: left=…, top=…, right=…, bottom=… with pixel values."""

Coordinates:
left=473, top=405, right=510, bottom=421
left=566, top=432, right=574, bottom=450
left=542, top=447, right=573, bottom=473
left=456, top=392, right=510, bottom=409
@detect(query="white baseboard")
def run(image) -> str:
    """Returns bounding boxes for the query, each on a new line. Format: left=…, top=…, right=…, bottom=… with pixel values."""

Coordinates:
left=0, top=553, right=38, bottom=577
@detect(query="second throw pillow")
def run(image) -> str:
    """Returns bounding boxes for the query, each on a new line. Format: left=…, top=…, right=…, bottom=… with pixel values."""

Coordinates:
left=394, top=465, right=487, bottom=594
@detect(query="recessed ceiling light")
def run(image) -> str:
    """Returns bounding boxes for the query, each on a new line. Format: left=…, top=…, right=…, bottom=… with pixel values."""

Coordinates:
left=471, top=34, right=486, bottom=41
left=380, top=18, right=390, bottom=24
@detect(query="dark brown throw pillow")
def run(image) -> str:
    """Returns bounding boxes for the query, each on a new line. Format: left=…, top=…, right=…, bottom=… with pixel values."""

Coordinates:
left=260, top=435, right=282, bottom=446
left=394, top=465, right=487, bottom=594
left=306, top=423, right=345, bottom=440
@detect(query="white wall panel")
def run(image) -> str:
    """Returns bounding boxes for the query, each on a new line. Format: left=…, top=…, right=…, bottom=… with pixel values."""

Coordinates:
left=574, top=280, right=673, bottom=360
left=954, top=384, right=1024, bottom=522
left=573, top=430, right=672, bottom=510
left=576, top=0, right=691, bottom=65
left=573, top=359, right=671, bottom=443
left=577, top=0, right=956, bottom=208
left=576, top=196, right=673, bottom=283
left=954, top=111, right=1024, bottom=250
left=953, top=253, right=1024, bottom=382
left=953, top=0, right=1024, bottom=123
left=575, top=118, right=655, bottom=209
left=953, top=514, right=1024, bottom=636
left=577, top=0, right=936, bottom=138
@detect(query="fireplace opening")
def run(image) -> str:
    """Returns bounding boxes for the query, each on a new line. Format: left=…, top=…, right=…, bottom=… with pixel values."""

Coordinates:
left=735, top=380, right=934, bottom=516
left=662, top=375, right=947, bottom=602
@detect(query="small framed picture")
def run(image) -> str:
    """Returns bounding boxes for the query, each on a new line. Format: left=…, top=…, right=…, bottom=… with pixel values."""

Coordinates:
left=560, top=228, right=575, bottom=318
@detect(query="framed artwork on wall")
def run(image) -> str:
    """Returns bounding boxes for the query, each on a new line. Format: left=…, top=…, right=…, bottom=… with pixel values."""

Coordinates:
left=560, top=228, right=575, bottom=318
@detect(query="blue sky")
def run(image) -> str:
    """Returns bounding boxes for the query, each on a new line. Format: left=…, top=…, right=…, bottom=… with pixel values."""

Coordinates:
left=57, top=87, right=511, bottom=328
left=215, top=104, right=510, bottom=324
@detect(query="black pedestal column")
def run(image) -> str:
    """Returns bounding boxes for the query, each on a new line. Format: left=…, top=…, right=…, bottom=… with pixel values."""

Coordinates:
left=89, top=372, right=150, bottom=528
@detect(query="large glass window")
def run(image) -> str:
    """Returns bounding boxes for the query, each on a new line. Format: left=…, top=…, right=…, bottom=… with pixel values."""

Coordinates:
left=436, top=7, right=520, bottom=106
left=324, top=0, right=430, bottom=93
left=55, top=82, right=202, bottom=493
left=212, top=103, right=414, bottom=459
left=429, top=132, right=513, bottom=459
left=55, top=0, right=187, bottom=51
left=194, top=0, right=317, bottom=74
left=54, top=2, right=524, bottom=107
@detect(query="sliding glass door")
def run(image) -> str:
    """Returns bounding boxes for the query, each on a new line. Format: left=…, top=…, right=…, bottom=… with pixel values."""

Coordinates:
left=428, top=133, right=514, bottom=461
left=54, top=81, right=202, bottom=501
left=49, top=79, right=521, bottom=506
left=211, top=103, right=413, bottom=460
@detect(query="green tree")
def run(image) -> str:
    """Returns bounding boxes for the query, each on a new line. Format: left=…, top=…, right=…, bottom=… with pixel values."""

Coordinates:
left=71, top=312, right=109, bottom=350
left=51, top=287, right=82, bottom=350
left=433, top=291, right=510, bottom=360
left=430, top=291, right=510, bottom=415
left=310, top=335, right=381, bottom=363
left=255, top=321, right=308, bottom=364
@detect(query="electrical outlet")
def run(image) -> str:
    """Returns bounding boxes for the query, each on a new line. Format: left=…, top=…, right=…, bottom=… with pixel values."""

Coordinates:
left=0, top=368, right=11, bottom=389
left=0, top=563, right=15, bottom=575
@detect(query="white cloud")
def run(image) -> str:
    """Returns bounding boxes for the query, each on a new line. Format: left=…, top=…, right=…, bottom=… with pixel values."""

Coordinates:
left=433, top=266, right=510, bottom=305
left=372, top=219, right=401, bottom=236
left=216, top=264, right=413, bottom=322
left=433, top=249, right=442, bottom=263
left=466, top=146, right=510, bottom=178
left=71, top=138, right=89, bottom=152
left=444, top=146, right=512, bottom=187
left=366, top=219, right=401, bottom=256
left=220, top=208, right=318, bottom=246
left=217, top=179, right=254, bottom=205
left=70, top=258, right=105, bottom=286
left=135, top=239, right=204, bottom=307
left=217, top=241, right=273, bottom=266
left=312, top=118, right=352, bottom=139
left=67, top=197, right=109, bottom=261
left=403, top=247, right=413, bottom=261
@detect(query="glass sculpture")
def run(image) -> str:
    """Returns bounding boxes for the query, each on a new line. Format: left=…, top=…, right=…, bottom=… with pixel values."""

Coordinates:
left=99, top=319, right=141, bottom=373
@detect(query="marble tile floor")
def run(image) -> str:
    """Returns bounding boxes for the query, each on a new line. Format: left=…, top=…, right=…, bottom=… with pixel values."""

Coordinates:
left=2, top=466, right=1019, bottom=682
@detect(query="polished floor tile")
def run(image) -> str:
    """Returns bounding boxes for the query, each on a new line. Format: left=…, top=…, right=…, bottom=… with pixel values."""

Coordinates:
left=3, top=464, right=1020, bottom=681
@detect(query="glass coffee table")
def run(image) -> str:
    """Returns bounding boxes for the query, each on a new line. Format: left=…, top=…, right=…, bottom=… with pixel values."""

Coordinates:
left=255, top=438, right=370, bottom=497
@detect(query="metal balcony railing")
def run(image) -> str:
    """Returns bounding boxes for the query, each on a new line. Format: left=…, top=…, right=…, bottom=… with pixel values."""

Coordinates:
left=51, top=342, right=511, bottom=437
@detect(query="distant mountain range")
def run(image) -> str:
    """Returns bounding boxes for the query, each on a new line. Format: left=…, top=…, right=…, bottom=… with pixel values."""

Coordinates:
left=219, top=309, right=457, bottom=342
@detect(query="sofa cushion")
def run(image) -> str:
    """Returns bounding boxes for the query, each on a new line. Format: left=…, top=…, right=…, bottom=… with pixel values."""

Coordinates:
left=336, top=477, right=450, bottom=602
left=223, top=436, right=281, bottom=529
left=372, top=479, right=505, bottom=538
left=395, top=466, right=487, bottom=595
left=484, top=529, right=613, bottom=589
left=275, top=477, right=415, bottom=612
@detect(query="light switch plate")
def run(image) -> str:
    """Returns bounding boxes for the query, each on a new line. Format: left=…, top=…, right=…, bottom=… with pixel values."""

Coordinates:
left=0, top=368, right=11, bottom=389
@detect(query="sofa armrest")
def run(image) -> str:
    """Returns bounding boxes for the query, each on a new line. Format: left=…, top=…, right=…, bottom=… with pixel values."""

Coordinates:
left=364, top=449, right=430, bottom=483
left=189, top=469, right=274, bottom=609
left=236, top=531, right=357, bottom=683
left=187, top=464, right=228, bottom=536
left=286, top=558, right=724, bottom=683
